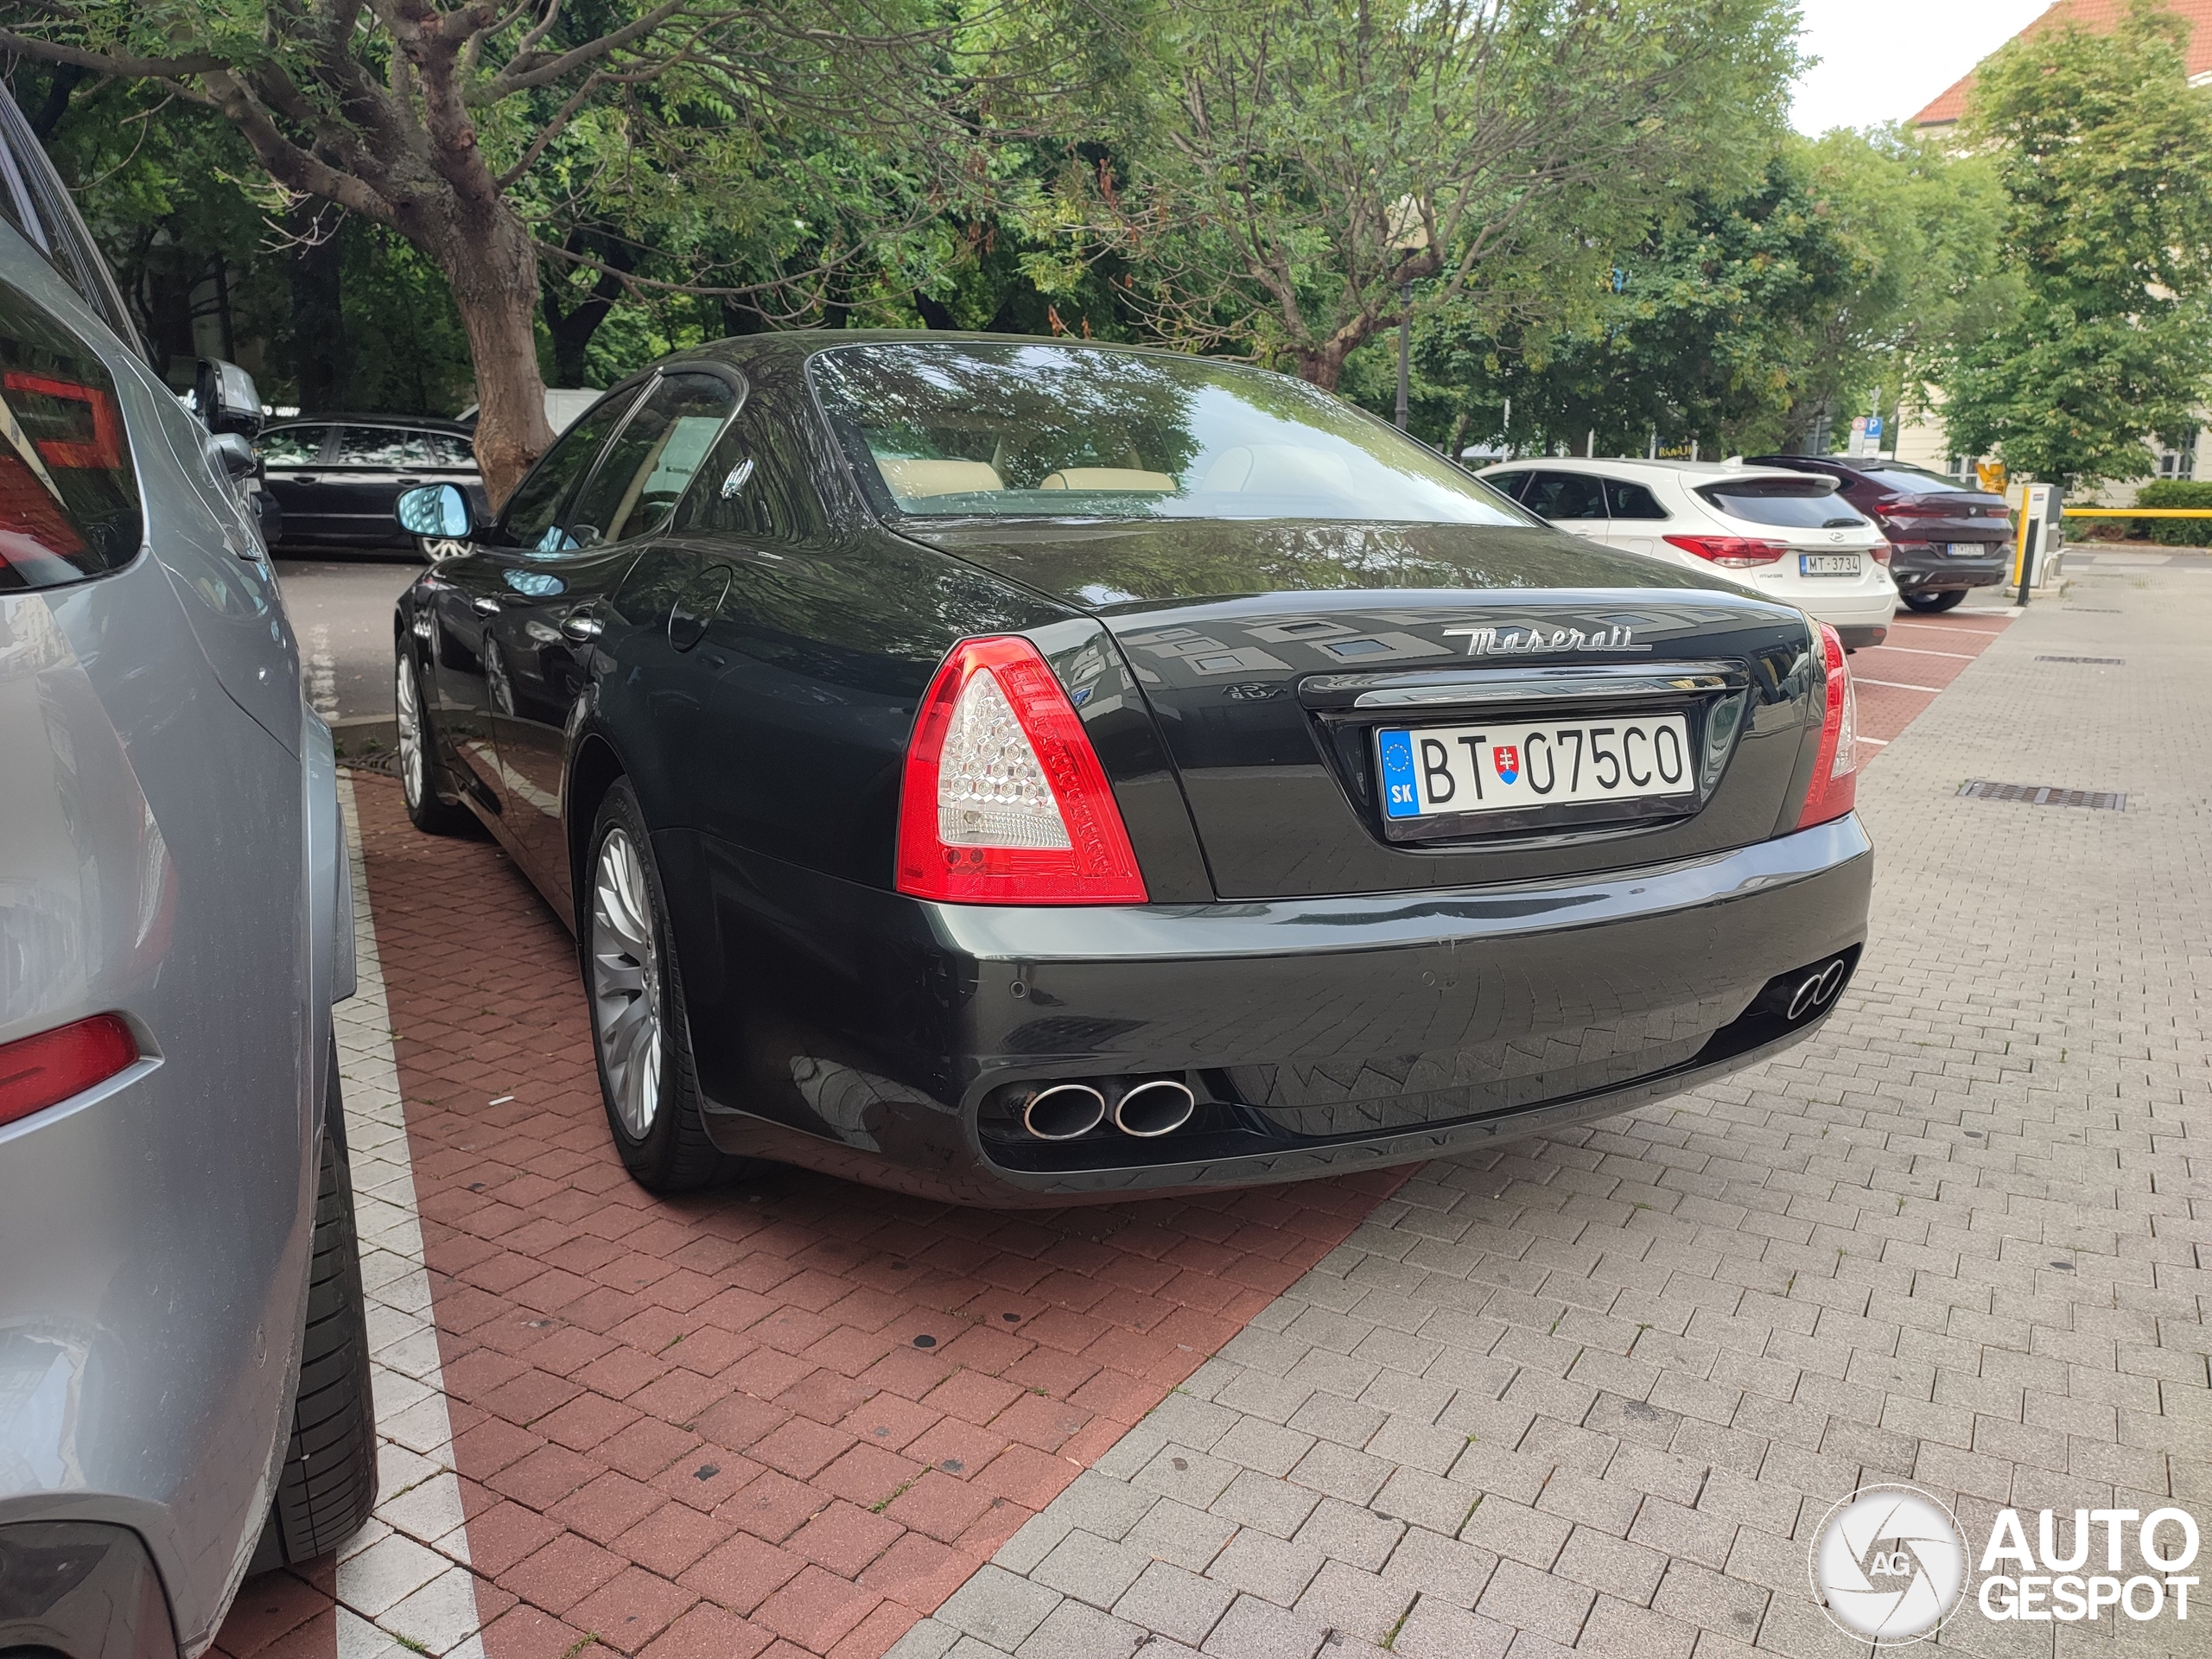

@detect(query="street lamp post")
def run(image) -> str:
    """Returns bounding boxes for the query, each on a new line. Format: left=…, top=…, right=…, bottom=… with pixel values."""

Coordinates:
left=1389, top=194, right=1427, bottom=435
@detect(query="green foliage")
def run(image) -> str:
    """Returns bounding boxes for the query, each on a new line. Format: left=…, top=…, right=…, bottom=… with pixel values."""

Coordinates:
left=1941, top=0, right=2212, bottom=489
left=1073, top=0, right=1803, bottom=387
left=1364, top=129, right=2008, bottom=459
left=2135, top=479, right=2212, bottom=545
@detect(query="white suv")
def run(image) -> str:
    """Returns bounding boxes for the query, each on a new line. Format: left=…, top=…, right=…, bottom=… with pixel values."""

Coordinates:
left=1476, top=457, right=1897, bottom=648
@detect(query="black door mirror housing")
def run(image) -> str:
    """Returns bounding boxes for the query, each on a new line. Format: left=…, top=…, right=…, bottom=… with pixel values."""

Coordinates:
left=193, top=358, right=264, bottom=437
left=206, top=430, right=257, bottom=481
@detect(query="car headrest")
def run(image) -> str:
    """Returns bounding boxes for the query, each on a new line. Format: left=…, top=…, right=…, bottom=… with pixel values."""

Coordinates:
left=877, top=457, right=1004, bottom=499
left=1039, top=467, right=1178, bottom=493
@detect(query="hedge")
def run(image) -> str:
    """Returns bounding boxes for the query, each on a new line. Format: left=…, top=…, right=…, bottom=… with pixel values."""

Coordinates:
left=2135, top=480, right=2212, bottom=546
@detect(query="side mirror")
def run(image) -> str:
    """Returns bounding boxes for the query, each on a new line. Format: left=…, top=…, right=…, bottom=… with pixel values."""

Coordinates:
left=397, top=481, right=474, bottom=538
left=194, top=358, right=264, bottom=438
left=206, top=430, right=257, bottom=481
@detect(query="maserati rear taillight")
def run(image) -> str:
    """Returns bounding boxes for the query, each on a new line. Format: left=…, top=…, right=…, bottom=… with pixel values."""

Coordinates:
left=1796, top=622, right=1859, bottom=829
left=1662, top=534, right=1788, bottom=568
left=896, top=636, right=1147, bottom=904
left=0, top=1014, right=138, bottom=1128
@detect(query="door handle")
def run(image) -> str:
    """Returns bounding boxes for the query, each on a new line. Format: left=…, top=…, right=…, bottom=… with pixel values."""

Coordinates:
left=294, top=475, right=319, bottom=486
left=472, top=595, right=502, bottom=616
left=396, top=476, right=423, bottom=486
left=561, top=609, right=605, bottom=643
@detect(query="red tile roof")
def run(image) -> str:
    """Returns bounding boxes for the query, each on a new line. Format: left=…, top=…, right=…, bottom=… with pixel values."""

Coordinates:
left=1914, top=0, right=2212, bottom=124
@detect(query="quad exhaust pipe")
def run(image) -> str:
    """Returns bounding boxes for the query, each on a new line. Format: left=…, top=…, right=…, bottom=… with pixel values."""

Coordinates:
left=1019, top=1076, right=1196, bottom=1141
left=1112, top=1078, right=1197, bottom=1138
left=1783, top=957, right=1848, bottom=1021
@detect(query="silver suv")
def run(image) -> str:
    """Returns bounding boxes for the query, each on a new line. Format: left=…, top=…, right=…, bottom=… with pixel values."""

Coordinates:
left=0, top=88, right=375, bottom=1653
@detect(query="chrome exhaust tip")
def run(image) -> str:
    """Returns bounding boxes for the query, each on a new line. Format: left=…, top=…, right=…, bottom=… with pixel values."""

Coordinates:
left=1113, top=1078, right=1196, bottom=1138
left=1023, top=1083, right=1107, bottom=1141
left=1785, top=957, right=1848, bottom=1021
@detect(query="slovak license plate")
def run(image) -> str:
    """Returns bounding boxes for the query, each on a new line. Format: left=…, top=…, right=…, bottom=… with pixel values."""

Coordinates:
left=1800, top=553, right=1859, bottom=575
left=1377, top=716, right=1695, bottom=821
left=1943, top=542, right=1989, bottom=557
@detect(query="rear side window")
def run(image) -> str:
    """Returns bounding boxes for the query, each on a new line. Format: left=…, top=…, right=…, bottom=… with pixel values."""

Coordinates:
left=1605, top=479, right=1669, bottom=520
left=1700, top=478, right=1867, bottom=530
left=416, top=432, right=477, bottom=469
left=334, top=427, right=416, bottom=467
left=259, top=425, right=331, bottom=466
left=1522, top=470, right=1606, bottom=521
left=564, top=373, right=739, bottom=547
left=499, top=383, right=644, bottom=554
left=0, top=280, right=141, bottom=590
left=1482, top=469, right=1529, bottom=501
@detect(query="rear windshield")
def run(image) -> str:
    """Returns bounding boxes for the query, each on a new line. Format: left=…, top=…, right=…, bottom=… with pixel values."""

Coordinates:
left=810, top=342, right=1535, bottom=525
left=0, top=280, right=141, bottom=590
left=1854, top=466, right=1984, bottom=496
left=1699, top=477, right=1867, bottom=530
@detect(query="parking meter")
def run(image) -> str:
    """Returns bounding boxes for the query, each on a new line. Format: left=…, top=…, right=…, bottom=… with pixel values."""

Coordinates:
left=2012, top=481, right=2063, bottom=606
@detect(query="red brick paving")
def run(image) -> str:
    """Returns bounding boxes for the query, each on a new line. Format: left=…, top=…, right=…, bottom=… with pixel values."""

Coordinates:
left=219, top=774, right=1407, bottom=1658
left=213, top=609, right=2005, bottom=1657
left=1853, top=607, right=2011, bottom=757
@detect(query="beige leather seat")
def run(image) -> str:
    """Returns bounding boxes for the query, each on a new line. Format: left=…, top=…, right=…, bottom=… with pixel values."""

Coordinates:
left=1039, top=467, right=1177, bottom=493
left=877, top=457, right=1004, bottom=499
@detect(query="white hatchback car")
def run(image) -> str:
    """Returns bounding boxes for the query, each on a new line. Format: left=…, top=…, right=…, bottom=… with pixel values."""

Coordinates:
left=1476, top=457, right=1897, bottom=648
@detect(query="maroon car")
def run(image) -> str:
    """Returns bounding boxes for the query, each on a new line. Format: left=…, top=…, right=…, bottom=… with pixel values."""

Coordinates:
left=1749, top=456, right=2012, bottom=613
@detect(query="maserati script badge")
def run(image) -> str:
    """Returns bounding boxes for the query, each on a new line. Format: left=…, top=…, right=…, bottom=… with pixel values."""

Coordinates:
left=1441, top=625, right=1649, bottom=657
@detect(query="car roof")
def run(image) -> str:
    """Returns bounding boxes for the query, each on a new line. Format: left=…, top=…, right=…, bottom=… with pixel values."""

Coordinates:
left=1476, top=456, right=1826, bottom=487
left=264, top=413, right=473, bottom=434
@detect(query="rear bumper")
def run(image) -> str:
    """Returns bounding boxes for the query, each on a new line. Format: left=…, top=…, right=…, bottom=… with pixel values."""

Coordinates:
left=0, top=1522, right=177, bottom=1659
left=1889, top=543, right=2010, bottom=590
left=682, top=815, right=1873, bottom=1205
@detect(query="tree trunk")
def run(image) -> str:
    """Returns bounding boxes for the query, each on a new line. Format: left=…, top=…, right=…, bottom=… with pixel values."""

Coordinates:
left=437, top=204, right=554, bottom=505
left=290, top=212, right=344, bottom=411
left=543, top=232, right=632, bottom=386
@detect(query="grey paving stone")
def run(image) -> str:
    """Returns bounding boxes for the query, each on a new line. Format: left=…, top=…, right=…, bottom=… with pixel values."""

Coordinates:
left=1011, top=1597, right=1147, bottom=1659
left=885, top=1618, right=960, bottom=1659
left=1110, top=1560, right=1236, bottom=1646
left=969, top=578, right=2212, bottom=1659
left=1474, top=1557, right=1596, bottom=1646
left=1033, top=1529, right=1151, bottom=1611
left=1203, top=1528, right=1326, bottom=1605
left=1386, top=1596, right=1514, bottom=1659
left=1125, top=1496, right=1236, bottom=1572
left=1293, top=1496, right=1405, bottom=1573
left=1292, top=1559, right=1415, bottom=1643
left=936, top=1567, right=1065, bottom=1651
left=1211, top=1468, right=1325, bottom=1539
left=1198, top=1593, right=1332, bottom=1659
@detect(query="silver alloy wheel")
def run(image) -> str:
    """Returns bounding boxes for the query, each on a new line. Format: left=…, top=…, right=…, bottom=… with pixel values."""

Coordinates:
left=395, top=656, right=426, bottom=810
left=590, top=827, right=662, bottom=1138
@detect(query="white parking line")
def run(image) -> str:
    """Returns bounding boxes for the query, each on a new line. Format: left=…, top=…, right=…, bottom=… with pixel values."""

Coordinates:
left=332, top=776, right=485, bottom=1659
left=1853, top=676, right=1945, bottom=693
left=1861, top=643, right=1979, bottom=659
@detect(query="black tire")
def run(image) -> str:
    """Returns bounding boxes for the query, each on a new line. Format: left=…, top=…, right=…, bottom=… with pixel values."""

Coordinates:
left=1903, top=588, right=1967, bottom=613
left=259, top=1049, right=378, bottom=1566
left=585, top=780, right=753, bottom=1192
left=395, top=650, right=474, bottom=836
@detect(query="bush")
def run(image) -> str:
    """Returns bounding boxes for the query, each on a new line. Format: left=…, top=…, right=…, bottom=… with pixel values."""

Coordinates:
left=2135, top=480, right=2212, bottom=546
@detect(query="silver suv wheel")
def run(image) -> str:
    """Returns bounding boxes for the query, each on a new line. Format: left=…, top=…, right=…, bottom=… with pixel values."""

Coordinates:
left=395, top=657, right=426, bottom=810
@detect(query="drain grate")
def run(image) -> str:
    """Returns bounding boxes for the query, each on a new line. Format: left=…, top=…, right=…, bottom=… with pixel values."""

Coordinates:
left=1958, top=780, right=2126, bottom=810
left=2036, top=654, right=2126, bottom=664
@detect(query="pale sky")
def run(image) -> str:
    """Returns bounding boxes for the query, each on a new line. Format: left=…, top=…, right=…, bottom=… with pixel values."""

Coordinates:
left=1789, top=0, right=2056, bottom=134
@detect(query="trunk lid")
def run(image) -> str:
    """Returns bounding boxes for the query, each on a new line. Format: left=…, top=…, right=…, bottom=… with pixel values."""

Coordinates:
left=903, top=518, right=1824, bottom=899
